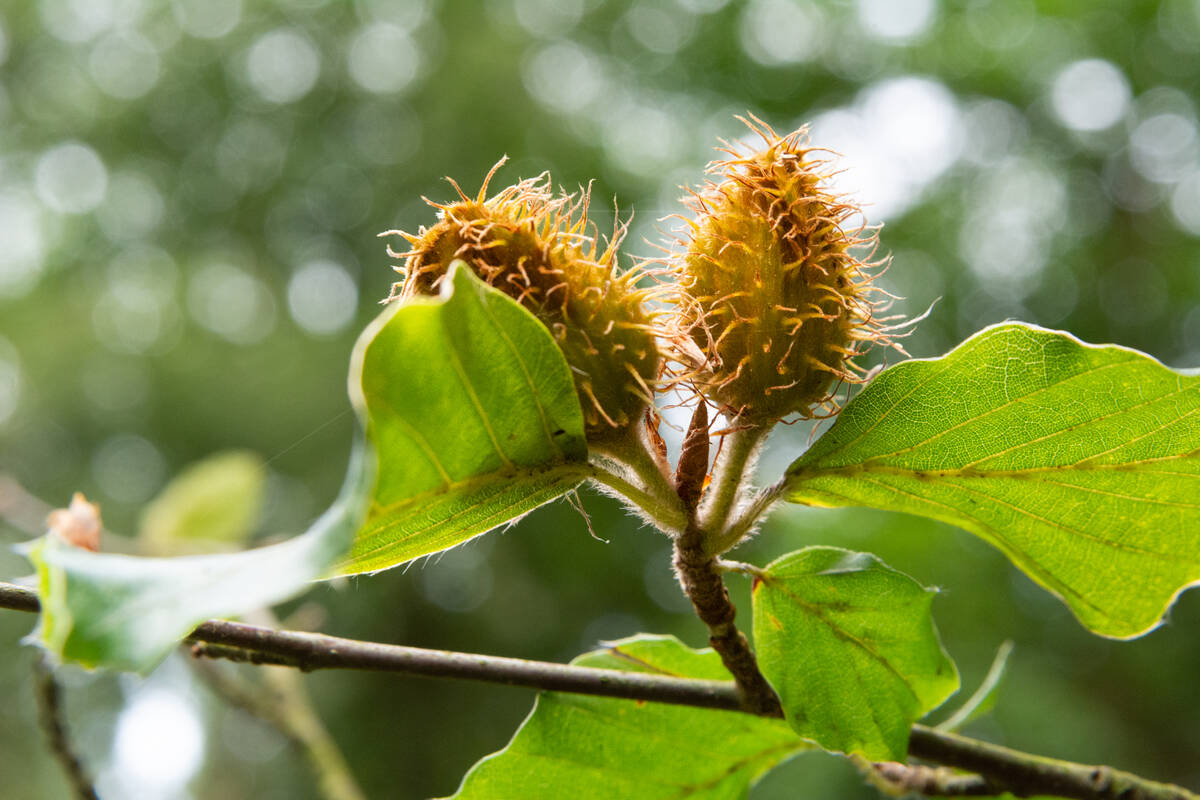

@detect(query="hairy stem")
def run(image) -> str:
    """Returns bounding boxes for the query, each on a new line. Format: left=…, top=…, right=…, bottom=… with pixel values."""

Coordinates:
left=589, top=427, right=686, bottom=534
left=710, top=478, right=787, bottom=555
left=4, top=584, right=1198, bottom=800
left=697, top=422, right=769, bottom=548
left=587, top=464, right=687, bottom=534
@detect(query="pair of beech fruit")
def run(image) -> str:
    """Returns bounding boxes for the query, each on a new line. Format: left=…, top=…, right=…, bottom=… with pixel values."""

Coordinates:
left=383, top=119, right=893, bottom=494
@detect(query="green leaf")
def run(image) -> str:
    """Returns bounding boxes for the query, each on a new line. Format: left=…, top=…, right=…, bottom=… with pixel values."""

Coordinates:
left=751, top=547, right=958, bottom=761
left=22, top=263, right=587, bottom=671
left=138, top=450, right=267, bottom=553
left=785, top=323, right=1200, bottom=638
left=336, top=261, right=589, bottom=574
left=448, top=635, right=808, bottom=800
left=22, top=445, right=371, bottom=672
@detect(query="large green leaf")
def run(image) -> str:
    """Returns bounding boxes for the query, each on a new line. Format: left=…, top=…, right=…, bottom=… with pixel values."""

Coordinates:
left=336, top=261, right=589, bottom=574
left=22, top=264, right=588, bottom=671
left=752, top=547, right=957, bottom=761
left=786, top=323, right=1200, bottom=639
left=449, top=635, right=807, bottom=800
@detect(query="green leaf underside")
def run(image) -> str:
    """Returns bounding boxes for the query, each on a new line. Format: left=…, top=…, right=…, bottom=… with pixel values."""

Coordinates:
left=448, top=636, right=807, bottom=800
left=24, top=446, right=371, bottom=672
left=786, top=323, right=1200, bottom=639
left=337, top=263, right=589, bottom=574
left=752, top=547, right=958, bottom=761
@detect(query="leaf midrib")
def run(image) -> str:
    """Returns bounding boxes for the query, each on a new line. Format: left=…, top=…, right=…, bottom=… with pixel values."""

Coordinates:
left=758, top=575, right=925, bottom=705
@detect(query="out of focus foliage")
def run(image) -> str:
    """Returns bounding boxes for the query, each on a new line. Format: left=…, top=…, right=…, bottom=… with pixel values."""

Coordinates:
left=1, top=0, right=1198, bottom=798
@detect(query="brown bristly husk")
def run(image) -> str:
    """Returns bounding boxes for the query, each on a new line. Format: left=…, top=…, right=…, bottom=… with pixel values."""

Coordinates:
left=667, top=116, right=900, bottom=425
left=380, top=159, right=666, bottom=442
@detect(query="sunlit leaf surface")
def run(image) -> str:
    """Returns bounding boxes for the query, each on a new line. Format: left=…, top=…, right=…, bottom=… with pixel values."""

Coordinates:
left=786, top=323, right=1200, bottom=638
left=449, top=635, right=807, bottom=800
left=752, top=547, right=957, bottom=761
left=336, top=261, right=589, bottom=574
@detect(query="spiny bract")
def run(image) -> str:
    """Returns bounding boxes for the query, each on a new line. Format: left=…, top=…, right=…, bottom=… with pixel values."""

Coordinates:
left=671, top=118, right=892, bottom=423
left=383, top=160, right=662, bottom=442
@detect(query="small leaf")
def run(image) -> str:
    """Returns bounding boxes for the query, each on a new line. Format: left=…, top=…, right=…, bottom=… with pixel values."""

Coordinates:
left=752, top=547, right=958, bottom=761
left=139, top=450, right=267, bottom=553
left=786, top=323, right=1200, bottom=638
left=448, top=635, right=808, bottom=800
left=337, top=261, right=589, bottom=575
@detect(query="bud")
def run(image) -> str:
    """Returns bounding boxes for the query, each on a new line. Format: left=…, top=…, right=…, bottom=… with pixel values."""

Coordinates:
left=383, top=160, right=661, bottom=442
left=670, top=118, right=892, bottom=423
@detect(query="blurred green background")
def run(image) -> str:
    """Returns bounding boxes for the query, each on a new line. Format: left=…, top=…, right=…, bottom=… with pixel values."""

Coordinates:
left=1, top=0, right=1199, bottom=797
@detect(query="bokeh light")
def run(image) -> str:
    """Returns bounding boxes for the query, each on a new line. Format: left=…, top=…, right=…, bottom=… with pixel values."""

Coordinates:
left=287, top=261, right=359, bottom=336
left=3, top=1, right=1200, bottom=798
left=187, top=263, right=278, bottom=345
left=244, top=28, right=321, bottom=104
left=0, top=337, right=19, bottom=427
left=35, top=143, right=108, bottom=215
left=110, top=687, right=205, bottom=798
left=1050, top=59, right=1131, bottom=132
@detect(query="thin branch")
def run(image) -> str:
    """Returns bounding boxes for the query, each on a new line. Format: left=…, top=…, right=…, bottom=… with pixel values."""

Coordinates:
left=907, top=727, right=1198, bottom=800
left=1, top=582, right=1197, bottom=800
left=32, top=654, right=100, bottom=800
left=869, top=761, right=1002, bottom=797
left=2, top=581, right=40, bottom=612
left=673, top=519, right=782, bottom=716
left=673, top=405, right=781, bottom=715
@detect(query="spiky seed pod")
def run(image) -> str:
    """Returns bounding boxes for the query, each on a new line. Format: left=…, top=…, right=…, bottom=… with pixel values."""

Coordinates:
left=382, top=160, right=662, bottom=442
left=671, top=118, right=892, bottom=424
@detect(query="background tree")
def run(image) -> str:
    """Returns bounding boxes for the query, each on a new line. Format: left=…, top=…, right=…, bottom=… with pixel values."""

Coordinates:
left=1, top=0, right=1198, bottom=798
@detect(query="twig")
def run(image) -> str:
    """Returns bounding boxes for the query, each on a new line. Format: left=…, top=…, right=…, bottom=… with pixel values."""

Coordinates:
left=907, top=726, right=1198, bottom=800
left=673, top=405, right=782, bottom=715
left=2, top=582, right=1197, bottom=800
left=673, top=520, right=783, bottom=716
left=870, top=761, right=1001, bottom=797
left=32, top=654, right=100, bottom=800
